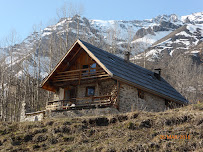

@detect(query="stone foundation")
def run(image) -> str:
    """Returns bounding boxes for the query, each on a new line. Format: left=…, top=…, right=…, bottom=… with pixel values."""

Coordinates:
left=47, top=107, right=119, bottom=118
left=21, top=111, right=45, bottom=122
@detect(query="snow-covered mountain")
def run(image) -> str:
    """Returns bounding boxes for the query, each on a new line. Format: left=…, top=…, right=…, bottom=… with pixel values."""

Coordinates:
left=0, top=12, right=203, bottom=78
left=181, top=12, right=203, bottom=24
left=134, top=12, right=203, bottom=61
left=39, top=13, right=186, bottom=56
left=135, top=24, right=203, bottom=61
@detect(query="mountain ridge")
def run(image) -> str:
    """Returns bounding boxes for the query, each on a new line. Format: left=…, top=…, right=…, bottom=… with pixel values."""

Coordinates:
left=0, top=12, right=202, bottom=78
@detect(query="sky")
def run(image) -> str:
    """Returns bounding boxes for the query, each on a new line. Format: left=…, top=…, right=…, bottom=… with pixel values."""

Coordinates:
left=0, top=0, right=202, bottom=45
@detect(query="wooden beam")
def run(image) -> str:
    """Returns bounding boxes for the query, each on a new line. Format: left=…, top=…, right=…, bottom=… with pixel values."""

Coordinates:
left=57, top=67, right=103, bottom=74
left=61, top=47, right=82, bottom=72
left=54, top=77, right=111, bottom=87
left=69, top=47, right=82, bottom=62
left=54, top=72, right=107, bottom=81
left=79, top=70, right=81, bottom=85
left=53, top=74, right=109, bottom=82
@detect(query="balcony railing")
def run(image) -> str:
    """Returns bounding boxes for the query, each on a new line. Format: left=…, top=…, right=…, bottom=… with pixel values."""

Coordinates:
left=53, top=67, right=109, bottom=82
left=46, top=95, right=113, bottom=111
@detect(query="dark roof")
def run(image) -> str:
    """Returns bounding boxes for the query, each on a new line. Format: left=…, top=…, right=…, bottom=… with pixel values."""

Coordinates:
left=79, top=39, right=188, bottom=104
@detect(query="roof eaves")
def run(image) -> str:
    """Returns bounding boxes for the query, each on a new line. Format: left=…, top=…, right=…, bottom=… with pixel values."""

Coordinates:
left=41, top=39, right=83, bottom=87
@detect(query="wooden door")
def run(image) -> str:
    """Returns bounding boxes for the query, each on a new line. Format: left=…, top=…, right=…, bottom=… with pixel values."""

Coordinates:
left=70, top=88, right=76, bottom=99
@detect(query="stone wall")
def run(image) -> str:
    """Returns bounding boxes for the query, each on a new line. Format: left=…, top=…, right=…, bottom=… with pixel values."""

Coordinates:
left=54, top=79, right=117, bottom=102
left=77, top=79, right=117, bottom=97
left=119, top=83, right=138, bottom=112
left=144, top=92, right=166, bottom=112
left=21, top=111, right=45, bottom=122
left=53, top=88, right=64, bottom=101
left=58, top=88, right=64, bottom=100
left=48, top=107, right=119, bottom=118
left=98, top=79, right=117, bottom=96
left=77, top=83, right=99, bottom=98
left=76, top=79, right=117, bottom=104
left=119, top=83, right=166, bottom=112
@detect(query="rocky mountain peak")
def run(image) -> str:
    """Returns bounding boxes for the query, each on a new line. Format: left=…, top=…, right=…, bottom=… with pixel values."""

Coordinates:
left=152, top=14, right=180, bottom=24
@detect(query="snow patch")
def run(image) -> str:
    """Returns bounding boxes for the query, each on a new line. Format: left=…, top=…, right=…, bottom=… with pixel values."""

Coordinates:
left=132, top=31, right=173, bottom=45
left=169, top=50, right=175, bottom=56
left=15, top=70, right=23, bottom=77
left=40, top=72, right=48, bottom=78
left=187, top=24, right=203, bottom=34
left=181, top=12, right=203, bottom=23
left=186, top=86, right=196, bottom=92
left=146, top=49, right=162, bottom=57
left=42, top=32, right=52, bottom=37
left=190, top=50, right=200, bottom=54
left=176, top=31, right=191, bottom=37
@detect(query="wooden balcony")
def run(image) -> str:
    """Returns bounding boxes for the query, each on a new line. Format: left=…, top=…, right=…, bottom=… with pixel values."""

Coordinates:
left=53, top=67, right=109, bottom=83
left=46, top=95, right=114, bottom=111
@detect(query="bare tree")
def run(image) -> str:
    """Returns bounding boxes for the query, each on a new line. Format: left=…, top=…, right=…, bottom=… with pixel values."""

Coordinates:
left=57, top=2, right=84, bottom=49
left=107, top=23, right=118, bottom=54
left=127, top=26, right=134, bottom=54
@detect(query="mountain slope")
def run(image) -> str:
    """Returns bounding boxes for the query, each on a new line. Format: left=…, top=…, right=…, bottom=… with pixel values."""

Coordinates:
left=1, top=12, right=202, bottom=71
left=135, top=23, right=203, bottom=61
left=0, top=13, right=185, bottom=59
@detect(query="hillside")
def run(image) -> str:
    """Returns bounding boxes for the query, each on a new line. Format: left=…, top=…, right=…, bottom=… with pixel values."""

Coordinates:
left=0, top=103, right=203, bottom=152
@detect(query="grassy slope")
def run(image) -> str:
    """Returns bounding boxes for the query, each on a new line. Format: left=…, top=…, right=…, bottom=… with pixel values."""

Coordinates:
left=0, top=103, right=203, bottom=152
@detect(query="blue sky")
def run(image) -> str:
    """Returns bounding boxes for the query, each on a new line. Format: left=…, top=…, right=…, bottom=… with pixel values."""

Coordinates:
left=0, top=0, right=202, bottom=44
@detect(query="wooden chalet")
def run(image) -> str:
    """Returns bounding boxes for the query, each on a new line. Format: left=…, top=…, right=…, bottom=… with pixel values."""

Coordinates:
left=41, top=39, right=188, bottom=112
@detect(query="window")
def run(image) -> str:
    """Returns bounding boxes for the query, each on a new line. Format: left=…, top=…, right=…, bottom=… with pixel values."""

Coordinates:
left=82, top=65, right=89, bottom=76
left=90, top=63, right=96, bottom=73
left=90, top=63, right=96, bottom=68
left=83, top=65, right=89, bottom=69
left=86, top=86, right=95, bottom=96
left=138, top=89, right=144, bottom=99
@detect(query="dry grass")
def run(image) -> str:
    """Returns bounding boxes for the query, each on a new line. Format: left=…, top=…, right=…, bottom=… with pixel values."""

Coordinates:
left=0, top=103, right=203, bottom=152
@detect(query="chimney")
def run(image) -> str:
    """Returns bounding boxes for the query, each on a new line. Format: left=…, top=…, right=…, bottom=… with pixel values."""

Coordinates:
left=124, top=51, right=130, bottom=61
left=154, top=68, right=161, bottom=80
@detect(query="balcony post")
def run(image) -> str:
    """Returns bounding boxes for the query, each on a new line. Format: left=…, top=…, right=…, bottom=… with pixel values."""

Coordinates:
left=79, top=70, right=81, bottom=85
